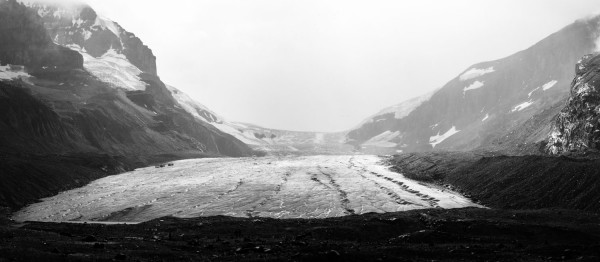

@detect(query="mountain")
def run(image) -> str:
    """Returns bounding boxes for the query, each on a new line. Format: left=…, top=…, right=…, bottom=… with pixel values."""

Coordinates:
left=3, top=0, right=253, bottom=157
left=546, top=53, right=600, bottom=154
left=10, top=0, right=352, bottom=156
left=0, top=0, right=82, bottom=73
left=347, top=16, right=600, bottom=155
left=349, top=90, right=436, bottom=154
left=0, top=0, right=256, bottom=208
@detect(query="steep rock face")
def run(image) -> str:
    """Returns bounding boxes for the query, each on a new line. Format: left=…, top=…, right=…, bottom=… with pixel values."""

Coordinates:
left=547, top=54, right=600, bottom=154
left=348, top=16, right=600, bottom=155
left=0, top=0, right=82, bottom=71
left=27, top=1, right=157, bottom=75
left=0, top=82, right=83, bottom=153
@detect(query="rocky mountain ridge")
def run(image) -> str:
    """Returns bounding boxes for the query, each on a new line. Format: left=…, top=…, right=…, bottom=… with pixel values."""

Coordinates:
left=0, top=0, right=82, bottom=73
left=547, top=53, right=600, bottom=154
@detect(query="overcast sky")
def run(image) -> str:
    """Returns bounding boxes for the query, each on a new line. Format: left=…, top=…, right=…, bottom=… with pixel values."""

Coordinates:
left=79, top=0, right=600, bottom=132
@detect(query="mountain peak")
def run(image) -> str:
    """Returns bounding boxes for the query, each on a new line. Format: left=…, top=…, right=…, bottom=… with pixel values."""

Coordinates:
left=20, top=0, right=158, bottom=76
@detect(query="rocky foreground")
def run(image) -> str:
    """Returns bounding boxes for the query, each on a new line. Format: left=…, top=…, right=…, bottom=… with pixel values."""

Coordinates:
left=2, top=152, right=600, bottom=261
left=1, top=208, right=600, bottom=261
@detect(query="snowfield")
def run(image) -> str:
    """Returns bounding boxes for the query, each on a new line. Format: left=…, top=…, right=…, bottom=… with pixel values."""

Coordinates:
left=512, top=100, right=534, bottom=112
left=542, top=80, right=558, bottom=91
left=459, top=67, right=495, bottom=81
left=528, top=80, right=558, bottom=97
left=482, top=114, right=489, bottom=122
left=369, top=90, right=436, bottom=121
left=463, top=81, right=485, bottom=93
left=429, top=126, right=460, bottom=148
left=13, top=155, right=479, bottom=223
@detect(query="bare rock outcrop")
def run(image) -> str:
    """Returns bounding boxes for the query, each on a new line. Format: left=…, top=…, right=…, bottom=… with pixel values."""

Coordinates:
left=547, top=54, right=600, bottom=154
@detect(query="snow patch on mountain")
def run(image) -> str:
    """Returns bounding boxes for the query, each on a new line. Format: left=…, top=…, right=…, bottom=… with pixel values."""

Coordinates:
left=463, top=81, right=485, bottom=93
left=527, top=80, right=558, bottom=97
left=162, top=85, right=279, bottom=147
left=71, top=17, right=84, bottom=27
left=0, top=64, right=31, bottom=81
left=363, top=131, right=400, bottom=148
left=528, top=86, right=540, bottom=98
left=482, top=114, right=489, bottom=122
left=459, top=67, right=495, bottom=81
left=542, top=80, right=558, bottom=91
left=68, top=45, right=146, bottom=91
left=511, top=101, right=534, bottom=112
left=429, top=126, right=460, bottom=148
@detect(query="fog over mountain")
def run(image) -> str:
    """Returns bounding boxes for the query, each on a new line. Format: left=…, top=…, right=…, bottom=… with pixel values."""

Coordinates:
left=23, top=0, right=599, bottom=132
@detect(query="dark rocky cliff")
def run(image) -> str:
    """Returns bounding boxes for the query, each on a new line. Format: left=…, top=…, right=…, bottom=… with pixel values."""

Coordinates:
left=0, top=0, right=82, bottom=72
left=547, top=53, right=600, bottom=154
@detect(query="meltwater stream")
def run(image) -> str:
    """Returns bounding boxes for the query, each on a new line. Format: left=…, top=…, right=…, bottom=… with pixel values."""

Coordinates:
left=13, top=155, right=480, bottom=222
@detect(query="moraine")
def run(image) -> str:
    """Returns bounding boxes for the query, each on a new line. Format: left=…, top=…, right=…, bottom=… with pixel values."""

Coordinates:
left=13, top=155, right=480, bottom=223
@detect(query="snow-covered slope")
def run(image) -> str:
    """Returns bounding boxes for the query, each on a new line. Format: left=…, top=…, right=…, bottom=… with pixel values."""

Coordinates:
left=69, top=45, right=147, bottom=90
left=164, top=86, right=352, bottom=154
left=357, top=90, right=435, bottom=128
left=363, top=131, right=401, bottom=148
left=429, top=126, right=460, bottom=148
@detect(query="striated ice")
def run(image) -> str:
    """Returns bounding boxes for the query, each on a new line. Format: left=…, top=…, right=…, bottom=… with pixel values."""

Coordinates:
left=12, top=155, right=481, bottom=223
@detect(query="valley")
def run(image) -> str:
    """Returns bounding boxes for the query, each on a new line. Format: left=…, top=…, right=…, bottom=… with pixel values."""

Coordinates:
left=3, top=0, right=600, bottom=261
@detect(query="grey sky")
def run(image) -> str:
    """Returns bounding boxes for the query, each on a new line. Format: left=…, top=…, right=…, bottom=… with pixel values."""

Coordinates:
left=79, top=0, right=599, bottom=132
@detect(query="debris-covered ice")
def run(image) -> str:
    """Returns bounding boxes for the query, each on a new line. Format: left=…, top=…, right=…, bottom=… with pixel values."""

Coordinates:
left=13, top=155, right=480, bottom=223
